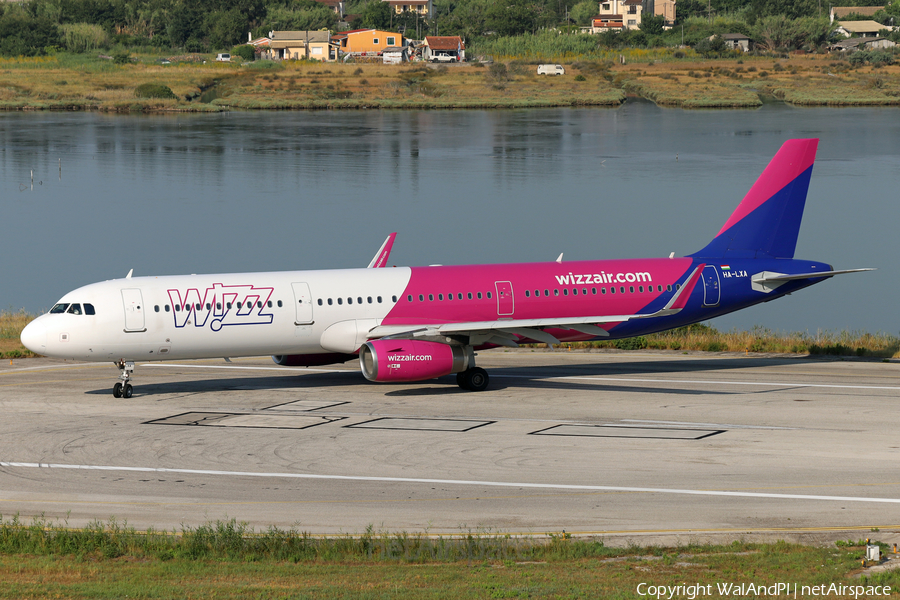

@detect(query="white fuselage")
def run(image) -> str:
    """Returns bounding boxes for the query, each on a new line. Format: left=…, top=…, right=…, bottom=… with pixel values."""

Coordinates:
left=23, top=268, right=412, bottom=362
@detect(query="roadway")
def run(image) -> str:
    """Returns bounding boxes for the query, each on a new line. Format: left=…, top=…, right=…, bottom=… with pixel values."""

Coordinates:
left=1, top=349, right=898, bottom=546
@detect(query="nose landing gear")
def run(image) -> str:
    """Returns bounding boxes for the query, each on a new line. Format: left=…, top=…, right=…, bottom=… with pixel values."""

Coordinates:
left=113, top=360, right=135, bottom=398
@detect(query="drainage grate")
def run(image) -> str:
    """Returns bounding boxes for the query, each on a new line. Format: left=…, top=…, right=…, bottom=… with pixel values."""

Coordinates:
left=145, top=412, right=344, bottom=430
left=346, top=418, right=494, bottom=432
left=530, top=424, right=724, bottom=440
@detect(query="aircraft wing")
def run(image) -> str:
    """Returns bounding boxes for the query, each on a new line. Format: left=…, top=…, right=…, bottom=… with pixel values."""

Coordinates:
left=366, top=265, right=705, bottom=346
left=367, top=233, right=397, bottom=268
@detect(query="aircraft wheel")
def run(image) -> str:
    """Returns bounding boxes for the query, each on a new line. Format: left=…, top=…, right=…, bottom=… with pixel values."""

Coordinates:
left=123, top=384, right=133, bottom=399
left=113, top=382, right=123, bottom=398
left=463, top=367, right=489, bottom=392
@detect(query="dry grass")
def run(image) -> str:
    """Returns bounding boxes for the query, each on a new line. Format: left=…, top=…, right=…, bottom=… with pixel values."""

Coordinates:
left=7, top=52, right=900, bottom=111
left=0, top=310, right=35, bottom=358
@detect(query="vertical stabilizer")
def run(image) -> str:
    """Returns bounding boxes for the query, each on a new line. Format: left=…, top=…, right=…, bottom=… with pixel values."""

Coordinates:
left=690, top=139, right=818, bottom=259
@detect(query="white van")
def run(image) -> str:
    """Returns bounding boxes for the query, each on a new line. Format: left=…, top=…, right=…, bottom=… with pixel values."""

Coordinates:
left=537, top=64, right=565, bottom=75
left=215, top=53, right=231, bottom=62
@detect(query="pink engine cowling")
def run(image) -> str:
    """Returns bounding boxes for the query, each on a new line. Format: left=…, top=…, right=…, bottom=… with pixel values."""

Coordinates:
left=359, top=339, right=473, bottom=382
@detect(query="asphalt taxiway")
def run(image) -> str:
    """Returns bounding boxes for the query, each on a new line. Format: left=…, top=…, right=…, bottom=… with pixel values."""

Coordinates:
left=1, top=349, right=898, bottom=546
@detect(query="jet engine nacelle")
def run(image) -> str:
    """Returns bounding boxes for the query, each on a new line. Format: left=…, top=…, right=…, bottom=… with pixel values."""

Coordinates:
left=272, top=353, right=356, bottom=367
left=359, top=339, right=473, bottom=382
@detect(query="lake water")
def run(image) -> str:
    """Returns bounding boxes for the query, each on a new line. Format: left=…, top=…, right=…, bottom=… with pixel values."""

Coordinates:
left=2, top=102, right=897, bottom=334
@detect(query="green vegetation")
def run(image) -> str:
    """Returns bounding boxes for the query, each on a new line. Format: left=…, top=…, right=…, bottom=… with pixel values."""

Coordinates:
left=134, top=82, right=176, bottom=98
left=0, top=516, right=896, bottom=598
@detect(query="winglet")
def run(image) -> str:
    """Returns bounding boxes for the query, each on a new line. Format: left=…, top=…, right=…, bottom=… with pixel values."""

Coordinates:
left=367, top=233, right=397, bottom=268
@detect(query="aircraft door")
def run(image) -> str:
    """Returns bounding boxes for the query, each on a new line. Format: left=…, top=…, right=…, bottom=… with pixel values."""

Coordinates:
left=121, top=288, right=146, bottom=332
left=291, top=282, right=314, bottom=325
left=495, top=281, right=514, bottom=316
left=702, top=265, right=721, bottom=306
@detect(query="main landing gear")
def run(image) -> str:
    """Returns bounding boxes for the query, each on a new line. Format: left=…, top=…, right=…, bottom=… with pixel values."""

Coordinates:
left=456, top=367, right=489, bottom=392
left=113, top=360, right=134, bottom=398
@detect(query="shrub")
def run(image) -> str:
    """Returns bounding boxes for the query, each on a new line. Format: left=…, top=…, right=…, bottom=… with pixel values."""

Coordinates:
left=112, top=50, right=131, bottom=64
left=231, top=44, right=255, bottom=61
left=61, top=23, right=108, bottom=53
left=615, top=336, right=648, bottom=350
left=134, top=83, right=176, bottom=99
left=574, top=74, right=586, bottom=81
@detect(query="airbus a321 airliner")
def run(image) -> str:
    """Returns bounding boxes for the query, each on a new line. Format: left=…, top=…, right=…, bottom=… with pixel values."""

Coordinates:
left=21, top=139, right=871, bottom=397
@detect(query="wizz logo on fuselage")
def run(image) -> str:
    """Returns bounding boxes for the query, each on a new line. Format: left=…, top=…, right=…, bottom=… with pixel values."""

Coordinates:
left=167, top=283, right=274, bottom=332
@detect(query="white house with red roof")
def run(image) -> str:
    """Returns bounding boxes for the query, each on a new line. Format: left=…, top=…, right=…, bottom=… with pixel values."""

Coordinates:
left=421, top=36, right=465, bottom=62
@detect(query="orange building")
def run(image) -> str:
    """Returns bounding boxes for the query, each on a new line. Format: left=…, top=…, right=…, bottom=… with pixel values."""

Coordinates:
left=333, top=29, right=404, bottom=55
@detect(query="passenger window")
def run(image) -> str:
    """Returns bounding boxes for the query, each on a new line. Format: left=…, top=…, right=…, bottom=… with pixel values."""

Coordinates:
left=408, top=295, right=413, bottom=302
left=438, top=294, right=443, bottom=301
left=357, top=297, right=362, bottom=304
left=165, top=305, right=170, bottom=312
left=667, top=285, right=672, bottom=292
left=328, top=298, right=333, bottom=305
left=348, top=298, right=353, bottom=304
left=429, top=294, right=434, bottom=301
left=610, top=287, right=615, bottom=294
left=448, top=293, right=453, bottom=301
left=338, top=298, right=343, bottom=305
left=257, top=301, right=262, bottom=308
left=573, top=289, right=578, bottom=296
left=487, top=292, right=492, bottom=299
left=639, top=286, right=643, bottom=293
left=227, top=302, right=232, bottom=309
left=592, top=288, right=597, bottom=295
left=391, top=296, right=396, bottom=302
left=367, top=297, right=372, bottom=304
left=154, top=305, right=160, bottom=313
left=676, top=284, right=681, bottom=290
left=583, top=288, right=588, bottom=295
left=457, top=293, right=462, bottom=300
left=467, top=293, right=472, bottom=300
left=554, top=289, right=559, bottom=296
left=563, top=289, right=569, bottom=296
left=525, top=290, right=530, bottom=298
left=620, top=287, right=625, bottom=294
left=317, top=299, right=323, bottom=306
left=236, top=302, right=242, bottom=309
left=419, top=294, right=424, bottom=302
left=206, top=303, right=212, bottom=310
left=175, top=305, right=181, bottom=312
left=196, top=303, right=201, bottom=310
left=50, top=304, right=69, bottom=314
left=544, top=290, right=549, bottom=296
left=268, top=300, right=273, bottom=308
left=277, top=300, right=283, bottom=307
left=217, top=303, right=222, bottom=310
left=84, top=303, right=95, bottom=315
left=477, top=292, right=482, bottom=299
left=601, top=288, right=606, bottom=294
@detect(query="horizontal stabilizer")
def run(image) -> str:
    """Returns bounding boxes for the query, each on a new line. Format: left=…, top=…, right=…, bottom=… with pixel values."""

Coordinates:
left=751, top=268, right=875, bottom=293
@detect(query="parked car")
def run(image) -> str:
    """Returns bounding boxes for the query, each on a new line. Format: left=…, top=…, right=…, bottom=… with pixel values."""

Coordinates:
left=215, top=53, right=231, bottom=62
left=537, top=64, right=565, bottom=75
left=431, top=53, right=458, bottom=63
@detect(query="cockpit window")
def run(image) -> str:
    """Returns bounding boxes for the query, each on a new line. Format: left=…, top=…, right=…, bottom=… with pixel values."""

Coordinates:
left=67, top=304, right=82, bottom=315
left=50, top=303, right=69, bottom=314
left=84, top=303, right=96, bottom=315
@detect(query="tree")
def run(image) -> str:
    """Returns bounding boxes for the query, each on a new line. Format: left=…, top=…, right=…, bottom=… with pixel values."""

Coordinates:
left=206, top=8, right=247, bottom=49
left=570, top=0, right=597, bottom=26
left=0, top=11, right=61, bottom=56
left=485, top=0, right=540, bottom=36
left=639, top=13, right=665, bottom=35
left=358, top=0, right=392, bottom=29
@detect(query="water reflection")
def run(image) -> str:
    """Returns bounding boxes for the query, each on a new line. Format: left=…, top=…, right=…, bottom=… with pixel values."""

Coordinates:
left=1, top=104, right=897, bottom=334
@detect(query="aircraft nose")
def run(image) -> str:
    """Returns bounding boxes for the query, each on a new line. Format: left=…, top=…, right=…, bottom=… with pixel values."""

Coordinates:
left=20, top=318, right=47, bottom=354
